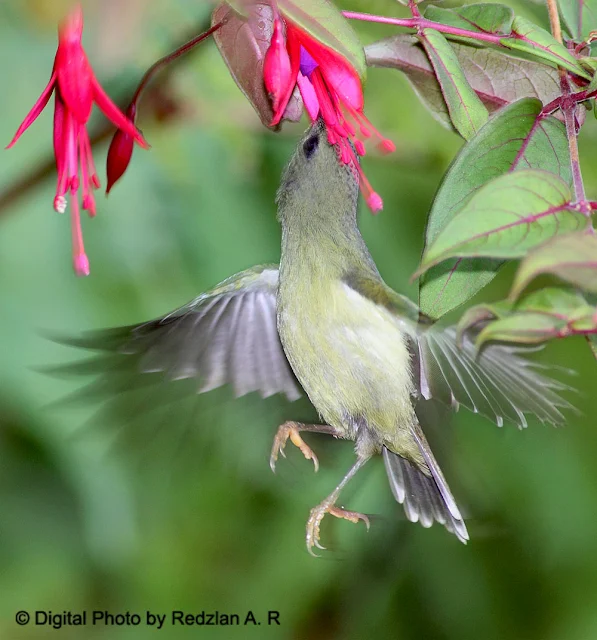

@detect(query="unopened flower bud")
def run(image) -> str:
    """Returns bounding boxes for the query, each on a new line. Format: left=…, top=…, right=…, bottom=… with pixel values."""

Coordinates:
left=263, top=18, right=292, bottom=114
left=106, top=103, right=137, bottom=194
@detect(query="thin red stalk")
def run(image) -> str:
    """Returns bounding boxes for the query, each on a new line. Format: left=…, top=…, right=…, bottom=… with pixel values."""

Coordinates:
left=132, top=19, right=227, bottom=104
left=408, top=0, right=422, bottom=19
left=341, top=11, right=504, bottom=45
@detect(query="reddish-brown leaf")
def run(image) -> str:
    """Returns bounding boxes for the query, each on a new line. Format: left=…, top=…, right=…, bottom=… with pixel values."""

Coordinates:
left=212, top=3, right=302, bottom=127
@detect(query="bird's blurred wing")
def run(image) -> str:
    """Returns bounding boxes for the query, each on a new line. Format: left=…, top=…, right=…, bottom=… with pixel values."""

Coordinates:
left=54, top=265, right=302, bottom=402
left=414, top=326, right=574, bottom=428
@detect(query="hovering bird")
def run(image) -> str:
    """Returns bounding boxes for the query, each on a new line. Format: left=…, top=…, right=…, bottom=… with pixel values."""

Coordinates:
left=64, top=121, right=571, bottom=553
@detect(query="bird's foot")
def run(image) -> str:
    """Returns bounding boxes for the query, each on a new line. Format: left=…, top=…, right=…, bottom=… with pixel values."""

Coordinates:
left=305, top=503, right=370, bottom=556
left=270, top=421, right=319, bottom=473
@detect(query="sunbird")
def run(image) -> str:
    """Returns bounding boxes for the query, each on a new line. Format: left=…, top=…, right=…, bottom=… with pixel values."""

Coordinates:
left=67, top=121, right=571, bottom=553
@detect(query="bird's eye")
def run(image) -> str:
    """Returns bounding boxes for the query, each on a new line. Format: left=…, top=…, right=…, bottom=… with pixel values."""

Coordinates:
left=303, top=134, right=319, bottom=159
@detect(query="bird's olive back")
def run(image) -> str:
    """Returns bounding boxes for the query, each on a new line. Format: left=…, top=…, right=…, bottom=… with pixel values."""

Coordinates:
left=276, top=120, right=360, bottom=227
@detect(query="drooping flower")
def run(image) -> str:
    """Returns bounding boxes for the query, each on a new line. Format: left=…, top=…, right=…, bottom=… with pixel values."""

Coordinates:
left=263, top=12, right=395, bottom=212
left=7, top=4, right=148, bottom=276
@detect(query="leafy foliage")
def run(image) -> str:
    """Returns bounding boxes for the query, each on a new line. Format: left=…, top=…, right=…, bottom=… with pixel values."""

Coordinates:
left=417, top=98, right=571, bottom=316
left=359, top=1, right=597, bottom=360
left=366, top=36, right=566, bottom=128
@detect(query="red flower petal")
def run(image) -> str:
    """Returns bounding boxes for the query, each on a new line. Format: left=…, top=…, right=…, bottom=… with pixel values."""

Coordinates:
left=264, top=18, right=294, bottom=114
left=6, top=70, right=57, bottom=148
left=53, top=91, right=68, bottom=204
left=55, top=43, right=94, bottom=123
left=270, top=25, right=301, bottom=127
left=296, top=37, right=363, bottom=110
left=92, top=77, right=149, bottom=149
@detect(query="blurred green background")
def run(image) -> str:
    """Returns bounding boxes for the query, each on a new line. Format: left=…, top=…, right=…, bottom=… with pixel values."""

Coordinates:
left=1, top=1, right=597, bottom=638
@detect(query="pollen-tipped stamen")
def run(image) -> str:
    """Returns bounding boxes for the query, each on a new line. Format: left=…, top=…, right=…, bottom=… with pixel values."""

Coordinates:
left=341, top=140, right=383, bottom=213
left=342, top=101, right=394, bottom=151
left=54, top=195, right=67, bottom=214
left=354, top=140, right=366, bottom=156
left=69, top=194, right=89, bottom=276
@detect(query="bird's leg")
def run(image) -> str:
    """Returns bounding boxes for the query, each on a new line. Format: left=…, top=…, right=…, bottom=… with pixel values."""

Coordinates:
left=270, top=421, right=342, bottom=473
left=306, top=457, right=370, bottom=556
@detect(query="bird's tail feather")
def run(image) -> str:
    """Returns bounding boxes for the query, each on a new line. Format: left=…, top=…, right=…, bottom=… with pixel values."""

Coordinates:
left=383, top=429, right=468, bottom=543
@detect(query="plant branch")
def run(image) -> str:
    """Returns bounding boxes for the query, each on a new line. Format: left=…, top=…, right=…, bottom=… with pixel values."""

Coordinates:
left=132, top=19, right=227, bottom=105
left=546, top=0, right=563, bottom=43
left=561, top=77, right=587, bottom=207
left=545, top=0, right=592, bottom=223
left=342, top=11, right=505, bottom=45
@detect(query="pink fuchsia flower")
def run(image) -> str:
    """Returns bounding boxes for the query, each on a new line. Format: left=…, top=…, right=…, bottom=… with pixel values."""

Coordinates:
left=7, top=4, right=148, bottom=276
left=263, top=14, right=395, bottom=213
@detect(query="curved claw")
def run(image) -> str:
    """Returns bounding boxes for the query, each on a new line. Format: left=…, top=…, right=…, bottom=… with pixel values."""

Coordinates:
left=305, top=503, right=370, bottom=555
left=270, top=422, right=319, bottom=473
left=329, top=506, right=370, bottom=531
left=306, top=505, right=325, bottom=555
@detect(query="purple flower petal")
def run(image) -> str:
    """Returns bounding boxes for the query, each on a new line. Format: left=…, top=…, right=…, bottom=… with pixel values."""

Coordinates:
left=299, top=47, right=318, bottom=78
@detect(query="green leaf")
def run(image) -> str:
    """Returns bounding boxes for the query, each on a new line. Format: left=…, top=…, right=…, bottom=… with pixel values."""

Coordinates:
left=558, top=0, right=597, bottom=40
left=510, top=232, right=597, bottom=299
left=502, top=17, right=591, bottom=80
left=420, top=29, right=489, bottom=139
left=475, top=287, right=597, bottom=346
left=366, top=36, right=563, bottom=130
left=458, top=3, right=514, bottom=33
left=518, top=287, right=593, bottom=315
left=456, top=299, right=513, bottom=343
left=419, top=98, right=571, bottom=318
left=425, top=4, right=514, bottom=36
left=278, top=0, right=366, bottom=79
left=477, top=312, right=573, bottom=345
left=416, top=170, right=580, bottom=276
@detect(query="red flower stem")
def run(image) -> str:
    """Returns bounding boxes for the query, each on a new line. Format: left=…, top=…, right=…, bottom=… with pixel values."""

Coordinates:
left=408, top=1, right=422, bottom=19
left=341, top=11, right=504, bottom=45
left=131, top=18, right=227, bottom=105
